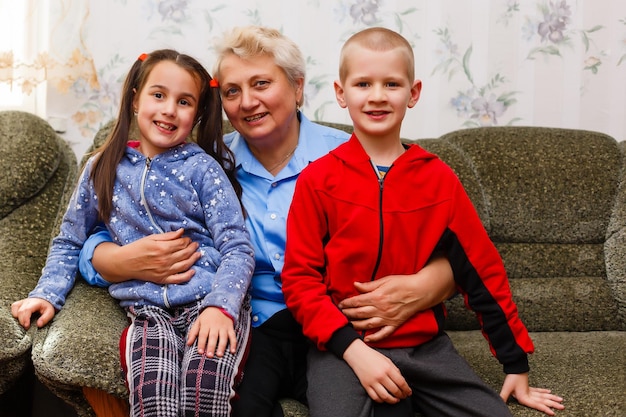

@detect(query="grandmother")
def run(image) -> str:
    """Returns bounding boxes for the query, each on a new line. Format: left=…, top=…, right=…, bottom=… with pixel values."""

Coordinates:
left=78, top=26, right=456, bottom=417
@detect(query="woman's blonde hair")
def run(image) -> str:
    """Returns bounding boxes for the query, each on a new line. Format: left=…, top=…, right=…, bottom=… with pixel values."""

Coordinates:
left=214, top=25, right=306, bottom=106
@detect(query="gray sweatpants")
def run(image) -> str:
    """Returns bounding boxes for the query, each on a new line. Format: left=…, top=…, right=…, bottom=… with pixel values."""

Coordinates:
left=306, top=332, right=513, bottom=417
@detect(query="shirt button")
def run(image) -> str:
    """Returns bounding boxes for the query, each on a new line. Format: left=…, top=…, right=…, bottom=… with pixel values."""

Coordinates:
left=271, top=182, right=278, bottom=188
left=252, top=315, right=259, bottom=322
left=270, top=213, right=277, bottom=220
left=274, top=253, right=281, bottom=260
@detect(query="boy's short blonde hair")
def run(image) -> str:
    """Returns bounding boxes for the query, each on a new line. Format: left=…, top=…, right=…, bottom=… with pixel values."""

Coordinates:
left=339, top=27, right=415, bottom=83
left=213, top=25, right=306, bottom=106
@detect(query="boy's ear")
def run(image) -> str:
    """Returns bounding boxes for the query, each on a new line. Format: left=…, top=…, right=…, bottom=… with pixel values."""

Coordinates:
left=334, top=80, right=347, bottom=108
left=408, top=79, right=422, bottom=108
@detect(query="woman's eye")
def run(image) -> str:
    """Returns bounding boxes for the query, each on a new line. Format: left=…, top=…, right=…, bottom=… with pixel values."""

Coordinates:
left=254, top=80, right=269, bottom=88
left=153, top=92, right=163, bottom=99
left=223, top=87, right=239, bottom=97
left=179, top=99, right=190, bottom=106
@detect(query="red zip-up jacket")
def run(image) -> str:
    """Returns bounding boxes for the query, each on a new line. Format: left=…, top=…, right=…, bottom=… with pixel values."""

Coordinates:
left=282, top=135, right=534, bottom=374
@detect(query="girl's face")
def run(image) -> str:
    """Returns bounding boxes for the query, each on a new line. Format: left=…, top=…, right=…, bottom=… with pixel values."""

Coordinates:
left=218, top=53, right=303, bottom=148
left=133, top=60, right=201, bottom=157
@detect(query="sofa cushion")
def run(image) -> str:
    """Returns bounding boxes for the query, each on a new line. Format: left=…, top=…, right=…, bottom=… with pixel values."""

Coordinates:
left=0, top=111, right=61, bottom=219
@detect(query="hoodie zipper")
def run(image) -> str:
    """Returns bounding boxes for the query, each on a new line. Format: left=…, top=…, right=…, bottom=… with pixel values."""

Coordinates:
left=361, top=162, right=390, bottom=338
left=369, top=162, right=386, bottom=283
left=140, top=157, right=170, bottom=308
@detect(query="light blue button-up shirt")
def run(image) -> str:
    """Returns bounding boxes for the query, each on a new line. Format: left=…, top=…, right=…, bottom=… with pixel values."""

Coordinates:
left=78, top=113, right=349, bottom=327
left=226, top=113, right=349, bottom=326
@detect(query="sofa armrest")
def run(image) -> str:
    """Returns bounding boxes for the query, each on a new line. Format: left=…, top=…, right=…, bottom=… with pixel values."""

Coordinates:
left=31, top=280, right=128, bottom=416
left=604, top=142, right=626, bottom=328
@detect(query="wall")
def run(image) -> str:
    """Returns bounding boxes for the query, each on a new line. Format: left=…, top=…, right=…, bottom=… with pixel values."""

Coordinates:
left=3, top=0, right=626, bottom=158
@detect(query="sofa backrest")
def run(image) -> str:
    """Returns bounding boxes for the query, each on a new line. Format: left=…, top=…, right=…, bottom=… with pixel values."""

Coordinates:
left=0, top=110, right=77, bottom=296
left=88, top=120, right=625, bottom=331
left=429, top=127, right=625, bottom=331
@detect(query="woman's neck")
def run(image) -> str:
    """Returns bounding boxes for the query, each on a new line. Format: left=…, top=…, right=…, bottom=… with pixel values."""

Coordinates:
left=248, top=119, right=300, bottom=175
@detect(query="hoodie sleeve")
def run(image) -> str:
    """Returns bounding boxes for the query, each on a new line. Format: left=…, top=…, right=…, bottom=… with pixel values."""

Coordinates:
left=437, top=178, right=534, bottom=374
left=197, top=159, right=255, bottom=323
left=282, top=164, right=355, bottom=352
left=29, top=157, right=101, bottom=309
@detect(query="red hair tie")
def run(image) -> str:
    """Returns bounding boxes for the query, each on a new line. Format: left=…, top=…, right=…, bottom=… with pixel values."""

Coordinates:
left=138, top=53, right=148, bottom=62
left=209, top=78, right=219, bottom=88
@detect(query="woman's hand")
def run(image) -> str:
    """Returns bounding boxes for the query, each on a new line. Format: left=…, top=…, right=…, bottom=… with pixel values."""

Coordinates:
left=338, top=256, right=455, bottom=342
left=93, top=228, right=201, bottom=284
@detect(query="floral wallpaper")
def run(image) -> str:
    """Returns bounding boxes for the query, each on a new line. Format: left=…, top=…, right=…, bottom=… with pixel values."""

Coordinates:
left=2, top=0, right=625, bottom=158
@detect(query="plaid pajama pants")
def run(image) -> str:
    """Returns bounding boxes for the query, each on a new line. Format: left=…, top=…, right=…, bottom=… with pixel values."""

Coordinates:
left=120, top=299, right=251, bottom=417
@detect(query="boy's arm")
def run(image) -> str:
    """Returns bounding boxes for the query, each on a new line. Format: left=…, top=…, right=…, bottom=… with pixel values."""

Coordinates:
left=442, top=175, right=534, bottom=373
left=282, top=168, right=353, bottom=350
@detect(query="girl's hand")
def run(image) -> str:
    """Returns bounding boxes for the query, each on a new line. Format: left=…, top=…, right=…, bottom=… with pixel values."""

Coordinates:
left=186, top=307, right=236, bottom=357
left=11, top=298, right=55, bottom=329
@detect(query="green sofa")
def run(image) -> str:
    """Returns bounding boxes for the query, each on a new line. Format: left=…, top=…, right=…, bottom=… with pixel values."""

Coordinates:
left=7, top=114, right=625, bottom=416
left=0, top=111, right=77, bottom=395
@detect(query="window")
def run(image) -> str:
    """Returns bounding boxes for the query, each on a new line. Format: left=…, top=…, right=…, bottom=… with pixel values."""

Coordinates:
left=0, top=0, right=49, bottom=116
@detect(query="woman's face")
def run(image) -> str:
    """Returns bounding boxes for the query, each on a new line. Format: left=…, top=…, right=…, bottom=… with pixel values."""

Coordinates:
left=219, top=53, right=303, bottom=147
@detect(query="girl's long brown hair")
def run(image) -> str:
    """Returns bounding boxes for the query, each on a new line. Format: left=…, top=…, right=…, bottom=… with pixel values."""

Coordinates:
left=89, top=49, right=240, bottom=223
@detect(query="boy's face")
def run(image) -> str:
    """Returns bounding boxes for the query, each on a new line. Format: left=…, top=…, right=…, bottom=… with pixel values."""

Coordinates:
left=334, top=45, right=421, bottom=141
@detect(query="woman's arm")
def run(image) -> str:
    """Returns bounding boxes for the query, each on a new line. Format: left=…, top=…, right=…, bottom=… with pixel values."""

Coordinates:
left=89, top=228, right=201, bottom=284
left=338, top=256, right=455, bottom=342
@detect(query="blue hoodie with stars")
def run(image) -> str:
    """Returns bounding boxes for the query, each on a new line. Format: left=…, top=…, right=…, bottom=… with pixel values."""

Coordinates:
left=29, top=142, right=255, bottom=323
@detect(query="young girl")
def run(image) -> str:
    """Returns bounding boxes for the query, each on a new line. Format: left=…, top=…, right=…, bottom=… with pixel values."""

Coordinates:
left=11, top=49, right=255, bottom=417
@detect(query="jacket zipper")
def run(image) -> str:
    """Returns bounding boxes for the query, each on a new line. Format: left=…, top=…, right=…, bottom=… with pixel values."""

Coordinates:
left=140, top=157, right=170, bottom=308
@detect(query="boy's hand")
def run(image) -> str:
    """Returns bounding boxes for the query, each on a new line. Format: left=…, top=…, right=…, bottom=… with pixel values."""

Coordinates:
left=500, top=373, right=565, bottom=416
left=11, top=298, right=55, bottom=329
left=186, top=307, right=236, bottom=358
left=343, top=339, right=412, bottom=404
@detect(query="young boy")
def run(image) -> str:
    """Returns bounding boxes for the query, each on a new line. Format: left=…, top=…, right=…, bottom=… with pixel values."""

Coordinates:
left=281, top=27, right=565, bottom=417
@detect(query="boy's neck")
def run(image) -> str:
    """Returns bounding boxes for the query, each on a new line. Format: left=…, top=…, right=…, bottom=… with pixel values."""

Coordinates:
left=354, top=129, right=406, bottom=166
